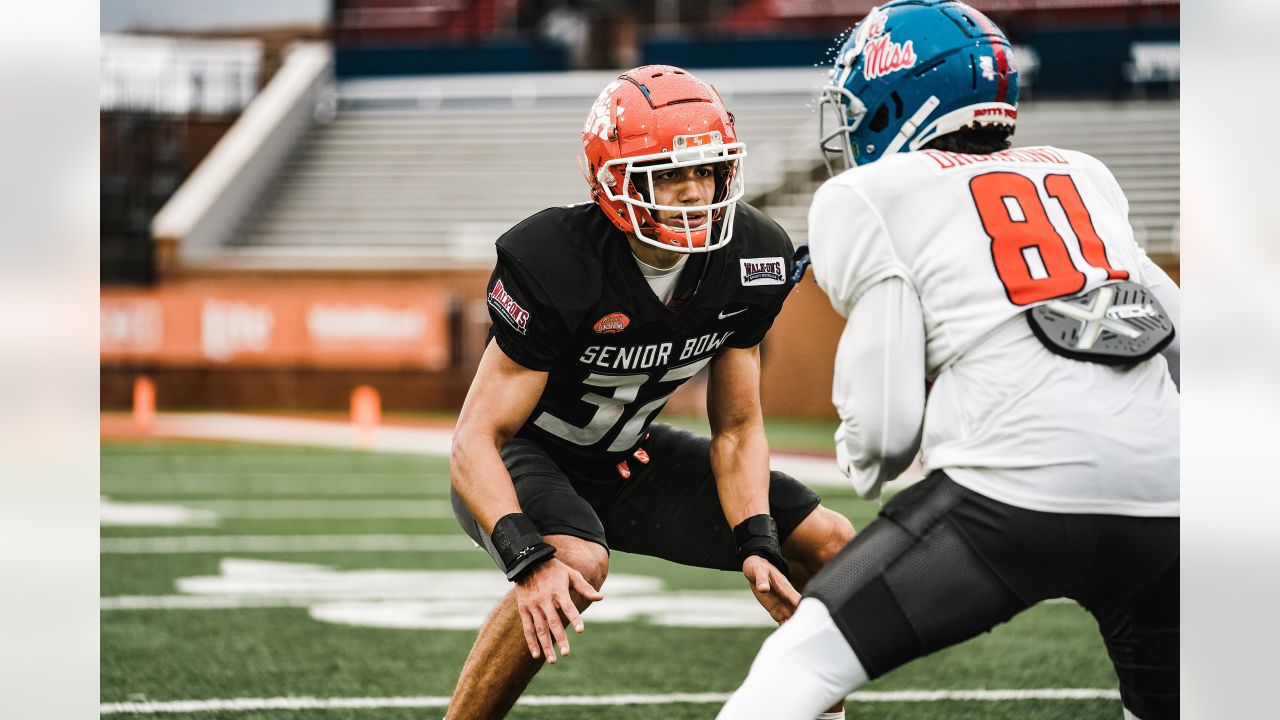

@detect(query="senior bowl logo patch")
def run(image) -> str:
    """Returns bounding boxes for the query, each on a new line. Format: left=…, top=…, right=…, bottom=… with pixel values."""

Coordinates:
left=740, top=257, right=785, bottom=286
left=488, top=279, right=530, bottom=335
left=593, top=312, right=630, bottom=334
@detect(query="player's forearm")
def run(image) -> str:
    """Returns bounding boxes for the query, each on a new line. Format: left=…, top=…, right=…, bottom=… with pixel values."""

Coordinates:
left=710, top=422, right=773, bottom=526
left=450, top=431, right=524, bottom=533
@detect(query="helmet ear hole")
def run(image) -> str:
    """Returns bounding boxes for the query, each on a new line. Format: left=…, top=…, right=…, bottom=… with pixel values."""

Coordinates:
left=891, top=92, right=904, bottom=119
left=869, top=104, right=890, bottom=132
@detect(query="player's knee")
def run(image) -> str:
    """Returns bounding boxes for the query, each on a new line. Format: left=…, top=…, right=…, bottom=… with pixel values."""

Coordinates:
left=791, top=507, right=855, bottom=573
left=822, top=508, right=856, bottom=552
left=548, top=534, right=609, bottom=591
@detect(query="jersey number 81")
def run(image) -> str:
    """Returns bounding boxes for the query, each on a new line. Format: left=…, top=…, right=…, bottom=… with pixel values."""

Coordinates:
left=970, top=172, right=1129, bottom=306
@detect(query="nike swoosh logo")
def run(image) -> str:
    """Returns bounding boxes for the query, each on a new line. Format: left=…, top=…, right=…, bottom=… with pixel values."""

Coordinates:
left=718, top=308, right=748, bottom=320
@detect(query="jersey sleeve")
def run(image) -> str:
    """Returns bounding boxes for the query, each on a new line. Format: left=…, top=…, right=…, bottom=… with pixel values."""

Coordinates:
left=724, top=212, right=796, bottom=349
left=808, top=180, right=912, bottom=318
left=723, top=289, right=788, bottom=348
left=485, top=257, right=571, bottom=372
left=832, top=277, right=926, bottom=500
left=1066, top=149, right=1148, bottom=268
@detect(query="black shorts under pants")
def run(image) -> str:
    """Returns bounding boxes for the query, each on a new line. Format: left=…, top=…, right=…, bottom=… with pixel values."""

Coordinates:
left=451, top=423, right=822, bottom=572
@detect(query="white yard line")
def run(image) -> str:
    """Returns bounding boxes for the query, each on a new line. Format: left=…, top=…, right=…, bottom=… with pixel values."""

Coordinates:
left=101, top=595, right=323, bottom=610
left=171, top=499, right=457, bottom=519
left=101, top=689, right=1121, bottom=714
left=101, top=472, right=451, bottom=479
left=101, top=477, right=445, bottom=496
left=100, top=534, right=480, bottom=554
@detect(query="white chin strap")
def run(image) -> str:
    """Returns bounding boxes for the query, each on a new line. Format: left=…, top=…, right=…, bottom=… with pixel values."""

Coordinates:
left=882, top=95, right=941, bottom=156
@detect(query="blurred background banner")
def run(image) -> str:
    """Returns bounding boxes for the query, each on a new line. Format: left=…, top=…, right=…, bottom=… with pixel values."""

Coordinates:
left=101, top=280, right=451, bottom=368
left=100, top=0, right=1178, bottom=419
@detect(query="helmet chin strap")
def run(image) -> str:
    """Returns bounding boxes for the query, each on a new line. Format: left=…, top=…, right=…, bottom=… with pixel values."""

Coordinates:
left=650, top=218, right=710, bottom=250
left=881, top=95, right=941, bottom=157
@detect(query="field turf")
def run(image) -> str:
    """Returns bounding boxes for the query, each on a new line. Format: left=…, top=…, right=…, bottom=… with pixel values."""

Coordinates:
left=102, top=429, right=1122, bottom=719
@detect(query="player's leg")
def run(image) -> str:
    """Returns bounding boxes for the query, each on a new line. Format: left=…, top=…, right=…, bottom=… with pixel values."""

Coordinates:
left=769, top=488, right=853, bottom=720
left=717, top=597, right=868, bottom=719
left=602, top=423, right=850, bottom=719
left=781, top=502, right=855, bottom=590
left=720, top=472, right=1067, bottom=720
left=445, top=440, right=611, bottom=720
left=1076, top=516, right=1179, bottom=720
left=446, top=533, right=607, bottom=720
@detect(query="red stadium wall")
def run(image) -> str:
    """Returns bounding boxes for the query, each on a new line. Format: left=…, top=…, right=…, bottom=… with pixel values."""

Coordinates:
left=99, top=266, right=845, bottom=419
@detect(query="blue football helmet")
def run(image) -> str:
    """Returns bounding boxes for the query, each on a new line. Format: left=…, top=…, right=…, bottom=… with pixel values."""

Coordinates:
left=818, top=0, right=1020, bottom=172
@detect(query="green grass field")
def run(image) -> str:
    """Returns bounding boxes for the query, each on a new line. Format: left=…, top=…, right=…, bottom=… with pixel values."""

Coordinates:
left=101, top=430, right=1123, bottom=719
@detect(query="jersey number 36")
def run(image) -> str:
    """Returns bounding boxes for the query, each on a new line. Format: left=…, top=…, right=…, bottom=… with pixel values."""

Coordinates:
left=970, top=172, right=1128, bottom=306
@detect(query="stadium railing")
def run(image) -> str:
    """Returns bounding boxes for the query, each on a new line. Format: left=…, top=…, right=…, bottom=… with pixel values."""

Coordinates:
left=150, top=42, right=333, bottom=273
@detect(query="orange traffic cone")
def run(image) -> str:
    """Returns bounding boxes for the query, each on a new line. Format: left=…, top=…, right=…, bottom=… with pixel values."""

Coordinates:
left=351, top=385, right=381, bottom=450
left=133, top=376, right=155, bottom=433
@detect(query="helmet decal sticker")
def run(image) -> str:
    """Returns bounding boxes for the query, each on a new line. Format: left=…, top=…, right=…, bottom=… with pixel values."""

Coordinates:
left=584, top=80, right=622, bottom=141
left=862, top=24, right=916, bottom=80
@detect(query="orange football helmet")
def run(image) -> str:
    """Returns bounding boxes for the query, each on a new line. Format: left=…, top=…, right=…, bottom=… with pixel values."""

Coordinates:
left=582, top=65, right=746, bottom=253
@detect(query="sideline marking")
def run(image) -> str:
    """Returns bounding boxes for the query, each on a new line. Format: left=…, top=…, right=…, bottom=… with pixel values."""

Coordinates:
left=101, top=689, right=1121, bottom=714
left=102, top=411, right=858, bottom=487
left=100, top=534, right=479, bottom=554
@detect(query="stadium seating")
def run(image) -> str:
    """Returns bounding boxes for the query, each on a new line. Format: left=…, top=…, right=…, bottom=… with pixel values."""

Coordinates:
left=226, top=69, right=1177, bottom=267
left=765, top=99, right=1179, bottom=253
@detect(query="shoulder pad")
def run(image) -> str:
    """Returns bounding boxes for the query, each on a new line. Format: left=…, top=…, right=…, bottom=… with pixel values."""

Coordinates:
left=726, top=203, right=796, bottom=294
left=495, top=205, right=609, bottom=329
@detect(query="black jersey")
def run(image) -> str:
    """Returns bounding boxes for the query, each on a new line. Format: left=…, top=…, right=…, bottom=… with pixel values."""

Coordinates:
left=484, top=202, right=795, bottom=493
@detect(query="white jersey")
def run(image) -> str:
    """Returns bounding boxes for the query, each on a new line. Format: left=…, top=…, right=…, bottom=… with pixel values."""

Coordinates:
left=809, top=146, right=1179, bottom=516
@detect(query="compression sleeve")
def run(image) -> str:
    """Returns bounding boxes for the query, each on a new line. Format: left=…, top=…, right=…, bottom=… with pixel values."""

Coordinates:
left=832, top=277, right=926, bottom=500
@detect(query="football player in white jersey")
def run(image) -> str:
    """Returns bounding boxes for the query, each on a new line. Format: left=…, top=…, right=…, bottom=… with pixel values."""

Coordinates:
left=718, top=2, right=1179, bottom=719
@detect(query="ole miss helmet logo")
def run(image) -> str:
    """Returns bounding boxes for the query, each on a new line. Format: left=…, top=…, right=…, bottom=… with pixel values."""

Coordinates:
left=593, top=312, right=630, bottom=334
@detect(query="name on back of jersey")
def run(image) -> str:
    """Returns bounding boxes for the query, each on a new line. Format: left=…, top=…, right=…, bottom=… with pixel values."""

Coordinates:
left=579, top=330, right=734, bottom=371
left=924, top=147, right=1068, bottom=171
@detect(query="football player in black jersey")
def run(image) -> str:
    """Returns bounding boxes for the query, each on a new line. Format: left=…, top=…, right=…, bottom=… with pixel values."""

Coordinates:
left=445, top=66, right=855, bottom=720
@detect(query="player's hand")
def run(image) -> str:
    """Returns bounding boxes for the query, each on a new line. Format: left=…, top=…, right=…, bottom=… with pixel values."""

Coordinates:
left=513, top=558, right=603, bottom=664
left=742, top=555, right=800, bottom=624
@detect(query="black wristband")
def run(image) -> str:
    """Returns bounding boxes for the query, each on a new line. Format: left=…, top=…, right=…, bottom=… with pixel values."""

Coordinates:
left=733, top=514, right=790, bottom=577
left=491, top=513, right=556, bottom=582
